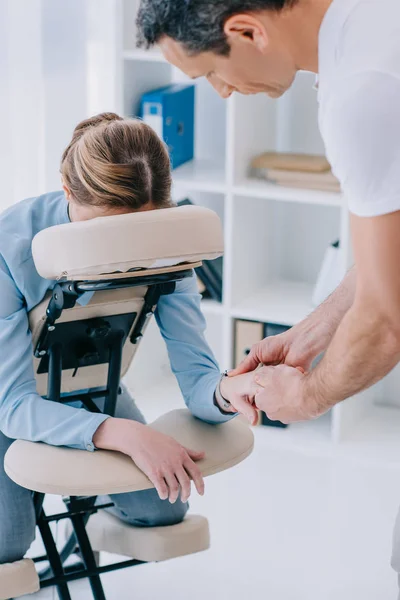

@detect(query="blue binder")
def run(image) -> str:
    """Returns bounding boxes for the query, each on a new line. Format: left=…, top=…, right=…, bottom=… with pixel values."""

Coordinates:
left=140, top=84, right=195, bottom=169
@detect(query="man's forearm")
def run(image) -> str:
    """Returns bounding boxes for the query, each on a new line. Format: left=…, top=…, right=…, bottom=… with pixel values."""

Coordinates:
left=285, top=267, right=357, bottom=366
left=307, top=266, right=357, bottom=335
left=304, top=297, right=400, bottom=414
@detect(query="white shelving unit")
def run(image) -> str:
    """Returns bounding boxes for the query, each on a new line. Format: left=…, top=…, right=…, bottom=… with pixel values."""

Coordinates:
left=116, top=0, right=400, bottom=462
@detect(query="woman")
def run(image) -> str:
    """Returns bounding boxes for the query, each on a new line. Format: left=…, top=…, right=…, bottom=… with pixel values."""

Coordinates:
left=0, top=112, right=258, bottom=564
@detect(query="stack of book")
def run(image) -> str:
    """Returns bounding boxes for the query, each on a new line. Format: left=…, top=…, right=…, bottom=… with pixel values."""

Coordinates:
left=250, top=152, right=341, bottom=193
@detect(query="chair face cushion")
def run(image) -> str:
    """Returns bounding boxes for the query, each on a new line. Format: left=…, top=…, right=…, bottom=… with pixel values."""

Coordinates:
left=32, top=205, right=223, bottom=280
left=4, top=409, right=254, bottom=496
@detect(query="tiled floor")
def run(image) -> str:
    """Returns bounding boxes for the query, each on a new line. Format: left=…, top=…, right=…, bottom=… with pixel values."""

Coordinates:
left=22, top=377, right=400, bottom=600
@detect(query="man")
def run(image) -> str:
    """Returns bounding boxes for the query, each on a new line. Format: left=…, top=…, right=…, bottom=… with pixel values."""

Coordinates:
left=136, top=0, right=400, bottom=590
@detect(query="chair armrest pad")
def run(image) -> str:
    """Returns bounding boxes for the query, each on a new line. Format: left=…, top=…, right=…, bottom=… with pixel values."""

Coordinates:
left=4, top=409, right=254, bottom=496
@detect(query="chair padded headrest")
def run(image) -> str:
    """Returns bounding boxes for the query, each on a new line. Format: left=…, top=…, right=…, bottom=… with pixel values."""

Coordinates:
left=32, top=205, right=223, bottom=280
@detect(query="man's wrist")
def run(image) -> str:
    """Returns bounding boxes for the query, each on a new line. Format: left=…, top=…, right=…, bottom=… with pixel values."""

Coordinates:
left=301, top=372, right=327, bottom=419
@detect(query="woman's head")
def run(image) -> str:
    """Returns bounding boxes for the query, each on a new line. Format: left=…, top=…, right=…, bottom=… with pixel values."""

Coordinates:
left=61, top=112, right=172, bottom=221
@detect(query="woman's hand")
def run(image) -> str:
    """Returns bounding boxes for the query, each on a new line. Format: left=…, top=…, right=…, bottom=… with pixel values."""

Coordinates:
left=93, top=418, right=205, bottom=503
left=218, top=372, right=262, bottom=426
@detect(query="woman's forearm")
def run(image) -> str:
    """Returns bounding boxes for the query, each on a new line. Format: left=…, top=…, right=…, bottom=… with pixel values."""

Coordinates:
left=92, top=417, right=140, bottom=453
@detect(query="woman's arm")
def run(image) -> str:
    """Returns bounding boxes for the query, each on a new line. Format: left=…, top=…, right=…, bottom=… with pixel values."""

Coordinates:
left=155, top=273, right=235, bottom=423
left=0, top=255, right=109, bottom=450
left=155, top=273, right=259, bottom=424
left=0, top=256, right=205, bottom=501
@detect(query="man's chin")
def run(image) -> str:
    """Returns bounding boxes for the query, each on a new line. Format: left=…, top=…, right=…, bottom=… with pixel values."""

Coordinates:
left=238, top=83, right=290, bottom=98
left=266, top=86, right=290, bottom=99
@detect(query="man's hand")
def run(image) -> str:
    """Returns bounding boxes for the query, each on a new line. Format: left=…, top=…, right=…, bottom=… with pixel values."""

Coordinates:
left=230, top=326, right=318, bottom=376
left=93, top=418, right=205, bottom=503
left=253, top=365, right=319, bottom=424
left=218, top=371, right=262, bottom=425
left=230, top=268, right=357, bottom=377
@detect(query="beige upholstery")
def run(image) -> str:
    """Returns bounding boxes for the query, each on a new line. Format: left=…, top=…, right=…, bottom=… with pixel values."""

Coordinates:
left=32, top=205, right=223, bottom=280
left=5, top=409, right=254, bottom=496
left=0, top=559, right=39, bottom=600
left=72, top=513, right=210, bottom=563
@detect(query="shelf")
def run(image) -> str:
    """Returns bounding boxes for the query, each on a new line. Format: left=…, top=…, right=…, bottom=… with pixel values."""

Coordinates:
left=123, top=49, right=166, bottom=63
left=231, top=281, right=315, bottom=327
left=172, top=159, right=227, bottom=193
left=234, top=178, right=343, bottom=207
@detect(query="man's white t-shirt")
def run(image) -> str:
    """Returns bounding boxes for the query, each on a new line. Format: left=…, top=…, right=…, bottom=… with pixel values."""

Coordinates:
left=318, top=0, right=400, bottom=217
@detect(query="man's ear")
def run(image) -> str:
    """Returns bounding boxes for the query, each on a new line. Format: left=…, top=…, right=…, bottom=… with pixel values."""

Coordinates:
left=224, top=13, right=269, bottom=52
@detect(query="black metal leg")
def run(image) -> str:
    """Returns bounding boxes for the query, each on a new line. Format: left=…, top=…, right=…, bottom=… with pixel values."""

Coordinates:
left=34, top=496, right=145, bottom=597
left=47, top=343, right=62, bottom=402
left=37, top=510, right=72, bottom=600
left=104, top=332, right=124, bottom=416
left=38, top=531, right=80, bottom=581
left=33, top=491, right=45, bottom=520
left=70, top=511, right=106, bottom=600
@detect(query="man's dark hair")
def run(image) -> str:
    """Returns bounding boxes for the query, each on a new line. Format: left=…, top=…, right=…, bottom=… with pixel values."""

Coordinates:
left=137, top=0, right=296, bottom=56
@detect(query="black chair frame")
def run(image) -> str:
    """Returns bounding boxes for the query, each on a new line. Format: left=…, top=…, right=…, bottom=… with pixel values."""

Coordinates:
left=17, top=269, right=193, bottom=600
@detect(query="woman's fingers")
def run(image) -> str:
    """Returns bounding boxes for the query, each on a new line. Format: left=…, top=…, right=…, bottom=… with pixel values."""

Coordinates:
left=185, top=447, right=205, bottom=461
left=175, top=467, right=192, bottom=503
left=164, top=470, right=181, bottom=504
left=138, top=443, right=206, bottom=502
left=149, top=468, right=169, bottom=501
left=233, top=396, right=259, bottom=425
left=183, top=455, right=205, bottom=496
left=184, top=447, right=205, bottom=495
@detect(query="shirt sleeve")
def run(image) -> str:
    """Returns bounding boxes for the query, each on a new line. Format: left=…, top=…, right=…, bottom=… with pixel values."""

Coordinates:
left=0, top=255, right=108, bottom=450
left=324, top=71, right=400, bottom=217
left=155, top=273, right=235, bottom=424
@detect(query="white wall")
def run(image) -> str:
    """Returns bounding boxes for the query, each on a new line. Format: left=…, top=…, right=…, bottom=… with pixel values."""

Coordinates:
left=0, top=0, right=119, bottom=210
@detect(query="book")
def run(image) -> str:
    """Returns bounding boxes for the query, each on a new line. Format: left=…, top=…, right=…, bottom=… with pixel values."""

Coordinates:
left=251, top=153, right=341, bottom=193
left=251, top=152, right=331, bottom=173
left=281, top=181, right=341, bottom=192
left=264, top=168, right=339, bottom=186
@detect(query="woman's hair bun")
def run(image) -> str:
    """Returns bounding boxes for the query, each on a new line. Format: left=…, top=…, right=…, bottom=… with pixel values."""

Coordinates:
left=72, top=112, right=123, bottom=137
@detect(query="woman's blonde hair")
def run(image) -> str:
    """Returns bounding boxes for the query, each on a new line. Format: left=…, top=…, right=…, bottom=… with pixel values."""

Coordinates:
left=61, top=112, right=172, bottom=210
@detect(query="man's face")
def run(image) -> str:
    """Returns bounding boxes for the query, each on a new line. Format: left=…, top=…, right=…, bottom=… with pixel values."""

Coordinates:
left=159, top=23, right=297, bottom=100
